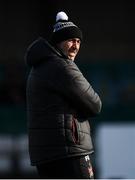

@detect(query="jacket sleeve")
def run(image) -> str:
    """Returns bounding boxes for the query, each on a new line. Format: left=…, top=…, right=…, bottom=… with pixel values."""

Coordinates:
left=55, top=60, right=102, bottom=117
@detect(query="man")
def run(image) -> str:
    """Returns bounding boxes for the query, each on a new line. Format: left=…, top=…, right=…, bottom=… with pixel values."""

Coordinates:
left=25, top=11, right=102, bottom=179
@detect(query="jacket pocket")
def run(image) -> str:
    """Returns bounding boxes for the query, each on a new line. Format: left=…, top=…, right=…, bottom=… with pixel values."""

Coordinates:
left=71, top=117, right=79, bottom=144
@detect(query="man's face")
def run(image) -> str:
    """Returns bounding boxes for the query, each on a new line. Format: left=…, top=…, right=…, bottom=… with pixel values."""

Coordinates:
left=57, top=38, right=81, bottom=61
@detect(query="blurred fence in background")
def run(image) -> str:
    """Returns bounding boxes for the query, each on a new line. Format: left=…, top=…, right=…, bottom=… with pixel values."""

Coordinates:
left=0, top=60, right=134, bottom=178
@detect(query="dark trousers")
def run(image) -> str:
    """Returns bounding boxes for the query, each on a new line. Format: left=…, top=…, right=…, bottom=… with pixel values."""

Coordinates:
left=36, top=155, right=94, bottom=179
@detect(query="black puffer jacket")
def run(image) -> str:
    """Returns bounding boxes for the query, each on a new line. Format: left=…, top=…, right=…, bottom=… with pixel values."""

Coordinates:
left=25, top=37, right=102, bottom=165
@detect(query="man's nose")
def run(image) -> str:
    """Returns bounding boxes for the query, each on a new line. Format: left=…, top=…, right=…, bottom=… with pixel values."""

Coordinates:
left=72, top=42, right=77, bottom=48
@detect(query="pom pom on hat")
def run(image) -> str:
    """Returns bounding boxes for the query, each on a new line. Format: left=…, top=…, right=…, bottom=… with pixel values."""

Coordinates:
left=51, top=11, right=83, bottom=44
left=56, top=11, right=68, bottom=22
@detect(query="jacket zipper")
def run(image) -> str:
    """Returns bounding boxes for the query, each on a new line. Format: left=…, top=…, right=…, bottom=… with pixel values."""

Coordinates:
left=72, top=117, right=79, bottom=144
